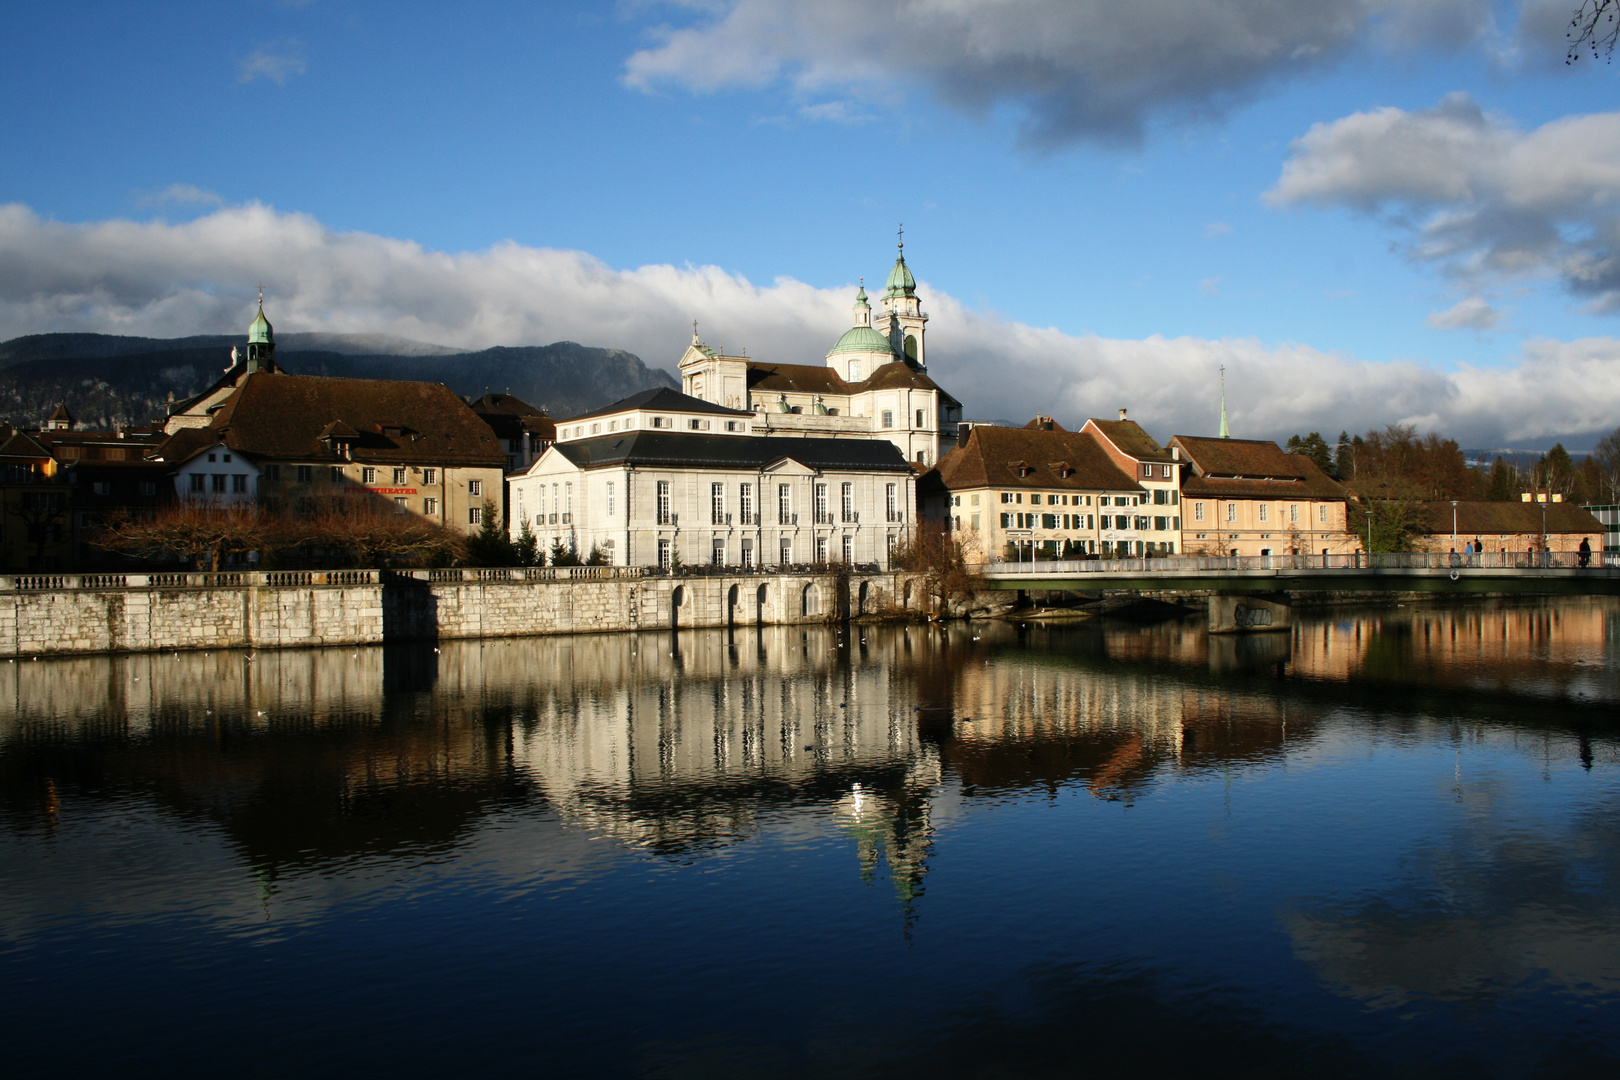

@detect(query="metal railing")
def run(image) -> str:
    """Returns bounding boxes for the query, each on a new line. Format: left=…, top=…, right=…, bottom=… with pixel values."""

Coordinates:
left=980, top=550, right=1620, bottom=574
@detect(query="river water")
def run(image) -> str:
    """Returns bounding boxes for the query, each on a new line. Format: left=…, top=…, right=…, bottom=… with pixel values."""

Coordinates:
left=2, top=598, right=1618, bottom=1077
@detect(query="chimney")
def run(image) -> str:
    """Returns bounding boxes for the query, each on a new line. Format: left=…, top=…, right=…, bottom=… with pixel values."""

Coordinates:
left=1118, top=408, right=1128, bottom=421
left=957, top=421, right=971, bottom=449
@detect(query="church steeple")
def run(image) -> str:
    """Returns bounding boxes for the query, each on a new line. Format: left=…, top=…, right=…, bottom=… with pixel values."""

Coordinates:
left=880, top=226, right=927, bottom=370
left=243, top=287, right=277, bottom=375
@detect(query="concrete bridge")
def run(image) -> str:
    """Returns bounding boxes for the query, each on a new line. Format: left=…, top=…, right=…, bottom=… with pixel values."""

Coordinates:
left=976, top=550, right=1620, bottom=632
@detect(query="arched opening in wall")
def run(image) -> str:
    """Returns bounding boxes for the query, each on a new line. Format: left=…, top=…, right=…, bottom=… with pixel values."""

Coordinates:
left=902, top=580, right=913, bottom=609
left=857, top=581, right=870, bottom=616
left=756, top=583, right=768, bottom=625
left=904, top=334, right=918, bottom=362
left=727, top=583, right=739, bottom=628
left=671, top=585, right=685, bottom=630
left=802, top=583, right=819, bottom=618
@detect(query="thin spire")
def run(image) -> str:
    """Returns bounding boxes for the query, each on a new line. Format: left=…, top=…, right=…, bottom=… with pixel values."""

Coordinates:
left=1219, top=364, right=1230, bottom=439
left=897, top=222, right=904, bottom=250
left=256, top=282, right=265, bottom=308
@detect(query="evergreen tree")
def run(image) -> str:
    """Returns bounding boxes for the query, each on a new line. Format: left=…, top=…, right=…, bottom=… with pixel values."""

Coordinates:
left=550, top=539, right=581, bottom=567
left=1335, top=432, right=1356, bottom=480
left=1486, top=456, right=1517, bottom=501
left=585, top=543, right=609, bottom=566
left=514, top=518, right=541, bottom=567
left=466, top=500, right=517, bottom=566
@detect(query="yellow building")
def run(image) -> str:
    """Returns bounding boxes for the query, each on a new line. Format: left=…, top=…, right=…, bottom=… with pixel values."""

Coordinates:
left=1169, top=435, right=1355, bottom=556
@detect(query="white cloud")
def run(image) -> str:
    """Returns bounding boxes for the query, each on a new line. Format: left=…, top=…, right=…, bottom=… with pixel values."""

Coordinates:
left=1203, top=222, right=1234, bottom=238
left=623, top=0, right=1520, bottom=147
left=133, top=184, right=225, bottom=208
left=797, top=100, right=872, bottom=124
left=0, top=201, right=1615, bottom=446
left=1427, top=295, right=1501, bottom=330
left=1199, top=276, right=1223, bottom=296
left=237, top=40, right=307, bottom=85
left=1268, top=93, right=1620, bottom=311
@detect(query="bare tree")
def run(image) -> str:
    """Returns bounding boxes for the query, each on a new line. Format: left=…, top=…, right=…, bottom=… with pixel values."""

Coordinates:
left=1569, top=0, right=1619, bottom=61
left=290, top=497, right=466, bottom=568
left=1592, top=425, right=1620, bottom=502
left=96, top=502, right=274, bottom=571
left=890, top=520, right=983, bottom=618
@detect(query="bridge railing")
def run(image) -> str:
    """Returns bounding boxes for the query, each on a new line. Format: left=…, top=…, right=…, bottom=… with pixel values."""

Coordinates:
left=978, top=550, right=1619, bottom=575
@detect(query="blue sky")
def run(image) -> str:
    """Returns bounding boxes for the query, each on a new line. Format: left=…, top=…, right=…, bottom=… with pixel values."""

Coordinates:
left=2, top=1, right=1617, bottom=448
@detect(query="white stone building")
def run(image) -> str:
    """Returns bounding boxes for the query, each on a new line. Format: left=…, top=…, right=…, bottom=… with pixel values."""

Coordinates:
left=676, top=243, right=962, bottom=467
left=511, top=388, right=916, bottom=568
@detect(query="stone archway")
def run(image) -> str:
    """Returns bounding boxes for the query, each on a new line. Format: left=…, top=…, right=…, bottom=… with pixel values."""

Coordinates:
left=802, top=582, right=819, bottom=618
left=756, top=583, right=768, bottom=625
left=857, top=581, right=870, bottom=616
left=727, top=583, right=739, bottom=628
left=671, top=585, right=685, bottom=630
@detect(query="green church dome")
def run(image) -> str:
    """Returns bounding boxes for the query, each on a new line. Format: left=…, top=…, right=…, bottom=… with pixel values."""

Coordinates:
left=247, top=304, right=274, bottom=345
left=828, top=325, right=895, bottom=356
left=884, top=251, right=915, bottom=298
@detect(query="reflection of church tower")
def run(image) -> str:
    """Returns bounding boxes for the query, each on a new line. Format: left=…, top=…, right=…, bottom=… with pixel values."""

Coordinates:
left=836, top=774, right=937, bottom=928
left=881, top=240, right=927, bottom=371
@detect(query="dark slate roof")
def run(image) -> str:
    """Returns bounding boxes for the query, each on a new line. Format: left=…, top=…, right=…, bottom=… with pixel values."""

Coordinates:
left=1414, top=500, right=1603, bottom=537
left=1085, top=418, right=1174, bottom=463
left=565, top=387, right=751, bottom=423
left=156, top=372, right=505, bottom=468
left=550, top=431, right=914, bottom=473
left=1172, top=435, right=1348, bottom=500
left=470, top=392, right=555, bottom=442
left=933, top=425, right=1141, bottom=493
left=470, top=392, right=543, bottom=415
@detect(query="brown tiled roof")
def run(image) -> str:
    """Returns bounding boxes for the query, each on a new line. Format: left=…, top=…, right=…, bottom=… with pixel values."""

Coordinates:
left=1414, top=500, right=1602, bottom=537
left=1172, top=435, right=1348, bottom=500
left=1023, top=416, right=1066, bottom=431
left=935, top=425, right=1141, bottom=493
left=745, top=360, right=961, bottom=405
left=470, top=392, right=555, bottom=442
left=167, top=373, right=505, bottom=467
left=1086, top=419, right=1173, bottom=463
left=747, top=363, right=851, bottom=396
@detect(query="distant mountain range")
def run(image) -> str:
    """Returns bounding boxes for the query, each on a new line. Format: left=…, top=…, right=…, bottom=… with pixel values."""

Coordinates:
left=0, top=332, right=678, bottom=430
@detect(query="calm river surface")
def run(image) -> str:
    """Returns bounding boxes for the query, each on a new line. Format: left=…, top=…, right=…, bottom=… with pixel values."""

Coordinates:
left=3, top=598, right=1619, bottom=1077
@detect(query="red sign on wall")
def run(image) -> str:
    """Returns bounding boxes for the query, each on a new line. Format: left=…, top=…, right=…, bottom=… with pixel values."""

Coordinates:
left=345, top=487, right=419, bottom=495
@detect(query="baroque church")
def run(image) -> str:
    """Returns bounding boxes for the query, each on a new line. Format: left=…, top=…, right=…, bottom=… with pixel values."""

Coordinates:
left=676, top=242, right=962, bottom=467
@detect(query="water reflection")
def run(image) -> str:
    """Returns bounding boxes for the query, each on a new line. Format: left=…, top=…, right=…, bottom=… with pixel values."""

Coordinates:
left=2, top=598, right=1618, bottom=1076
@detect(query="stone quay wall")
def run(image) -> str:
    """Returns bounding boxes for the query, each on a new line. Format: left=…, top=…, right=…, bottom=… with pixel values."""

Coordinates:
left=0, top=568, right=923, bottom=659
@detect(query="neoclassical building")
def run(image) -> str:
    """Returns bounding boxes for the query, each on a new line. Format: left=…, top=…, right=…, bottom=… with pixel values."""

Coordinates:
left=513, top=388, right=916, bottom=568
left=677, top=243, right=962, bottom=467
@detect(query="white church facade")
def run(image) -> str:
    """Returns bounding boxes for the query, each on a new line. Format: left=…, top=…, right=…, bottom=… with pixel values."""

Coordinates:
left=676, top=243, right=962, bottom=468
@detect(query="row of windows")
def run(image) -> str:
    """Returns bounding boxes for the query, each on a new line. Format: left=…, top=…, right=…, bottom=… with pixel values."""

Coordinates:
left=997, top=513, right=1181, bottom=532
left=262, top=464, right=447, bottom=487
left=562, top=417, right=746, bottom=439
left=654, top=480, right=904, bottom=527
left=997, top=492, right=1150, bottom=507
left=668, top=533, right=901, bottom=568
left=1190, top=502, right=1330, bottom=524
left=877, top=409, right=930, bottom=429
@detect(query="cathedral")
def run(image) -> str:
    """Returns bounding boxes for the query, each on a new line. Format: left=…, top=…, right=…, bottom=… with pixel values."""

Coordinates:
left=677, top=242, right=962, bottom=467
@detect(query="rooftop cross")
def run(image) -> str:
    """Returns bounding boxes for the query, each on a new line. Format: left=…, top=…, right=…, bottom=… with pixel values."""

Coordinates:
left=897, top=222, right=904, bottom=250
left=256, top=283, right=265, bottom=307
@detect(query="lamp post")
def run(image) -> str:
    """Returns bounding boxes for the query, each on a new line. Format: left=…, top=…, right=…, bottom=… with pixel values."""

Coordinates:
left=1541, top=497, right=1548, bottom=567
left=1365, top=509, right=1373, bottom=564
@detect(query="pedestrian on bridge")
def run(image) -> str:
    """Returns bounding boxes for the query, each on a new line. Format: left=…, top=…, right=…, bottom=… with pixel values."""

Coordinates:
left=1579, top=537, right=1592, bottom=568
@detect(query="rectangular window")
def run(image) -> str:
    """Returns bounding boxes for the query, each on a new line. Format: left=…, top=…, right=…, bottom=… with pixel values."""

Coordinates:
left=711, top=538, right=725, bottom=565
left=652, top=417, right=668, bottom=429
left=1000, top=513, right=1012, bottom=528
left=469, top=506, right=482, bottom=525
left=657, top=480, right=672, bottom=524
left=1153, top=489, right=1167, bottom=505
left=1114, top=515, right=1129, bottom=530
left=264, top=464, right=281, bottom=482
left=1290, top=504, right=1299, bottom=524
left=1001, top=492, right=1013, bottom=504
left=712, top=482, right=725, bottom=524
left=232, top=474, right=247, bottom=493
left=211, top=474, right=227, bottom=493
left=1042, top=514, right=1058, bottom=529
left=607, top=481, right=615, bottom=517
left=971, top=514, right=980, bottom=531
left=814, top=483, right=829, bottom=524
left=1162, top=465, right=1172, bottom=477
left=915, top=409, right=925, bottom=428
left=881, top=410, right=894, bottom=428
left=1259, top=504, right=1269, bottom=523
left=424, top=498, right=438, bottom=516
left=362, top=466, right=377, bottom=484
left=423, top=468, right=437, bottom=485
left=841, top=482, right=855, bottom=522
left=779, top=483, right=792, bottom=525
left=815, top=536, right=828, bottom=562
left=1194, top=502, right=1205, bottom=522
left=1030, top=494, right=1042, bottom=506
left=391, top=468, right=405, bottom=485
left=1319, top=505, right=1328, bottom=523
left=739, top=482, right=752, bottom=524
left=469, top=479, right=482, bottom=498
left=189, top=473, right=205, bottom=494
left=139, top=481, right=156, bottom=497
left=1155, top=516, right=1168, bottom=531
left=564, top=482, right=572, bottom=524
left=842, top=535, right=854, bottom=563
left=393, top=496, right=407, bottom=512
left=1226, top=503, right=1236, bottom=522
left=298, top=465, right=314, bottom=484
left=886, top=483, right=898, bottom=522
left=658, top=539, right=671, bottom=567
left=1142, top=464, right=1152, bottom=478
left=780, top=539, right=792, bottom=564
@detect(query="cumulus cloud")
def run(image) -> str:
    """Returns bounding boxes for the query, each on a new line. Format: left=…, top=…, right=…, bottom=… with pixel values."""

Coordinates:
left=237, top=40, right=307, bottom=85
left=1, top=201, right=1616, bottom=446
left=623, top=0, right=1523, bottom=147
left=1269, top=93, right=1620, bottom=311
left=1427, top=295, right=1501, bottom=330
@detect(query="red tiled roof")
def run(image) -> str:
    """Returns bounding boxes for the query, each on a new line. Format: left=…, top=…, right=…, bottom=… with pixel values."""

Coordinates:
left=1172, top=435, right=1348, bottom=500
left=1414, top=500, right=1602, bottom=537
left=1085, top=418, right=1174, bottom=463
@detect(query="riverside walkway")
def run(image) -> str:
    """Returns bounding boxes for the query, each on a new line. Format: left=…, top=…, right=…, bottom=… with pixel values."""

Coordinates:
left=977, top=551, right=1620, bottom=596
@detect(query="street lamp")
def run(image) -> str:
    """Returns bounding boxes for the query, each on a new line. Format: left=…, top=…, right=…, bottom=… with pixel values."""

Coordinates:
left=1541, top=498, right=1548, bottom=567
left=1365, top=509, right=1373, bottom=563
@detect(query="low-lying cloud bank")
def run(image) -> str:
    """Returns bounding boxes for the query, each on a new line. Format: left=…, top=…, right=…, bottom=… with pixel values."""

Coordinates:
left=1, top=201, right=1615, bottom=448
